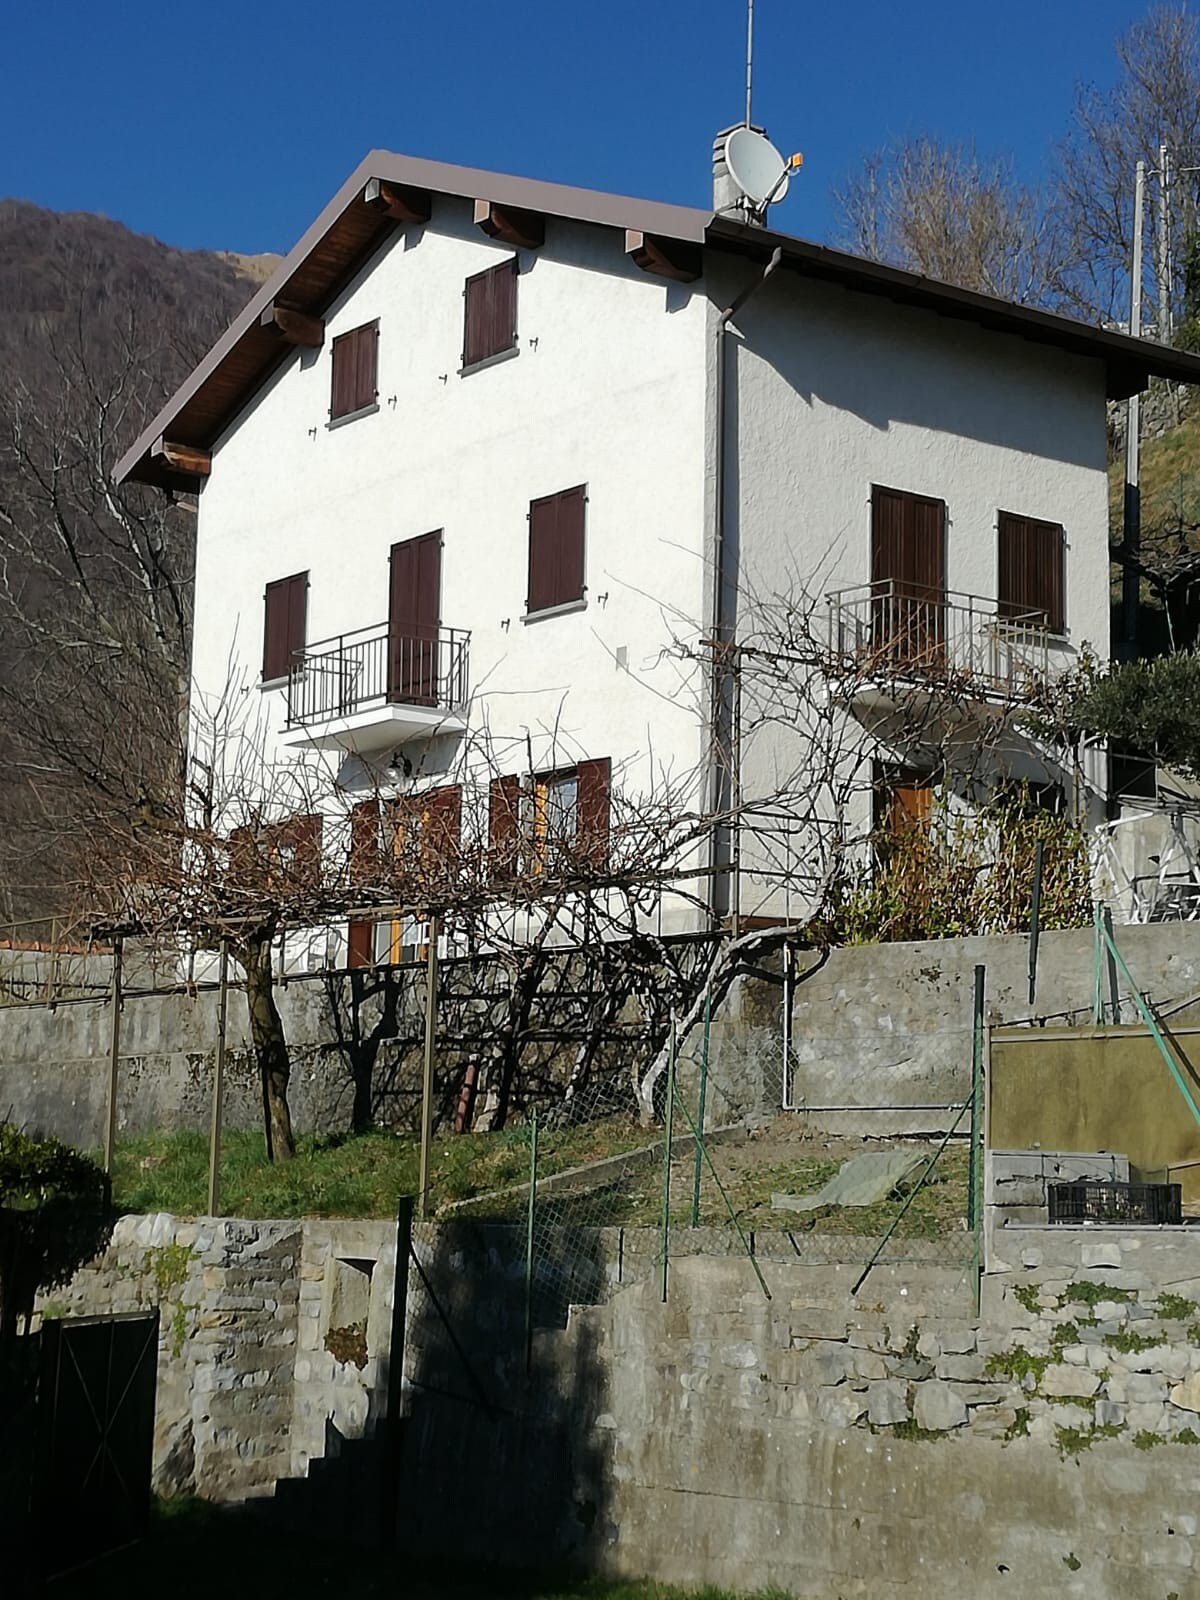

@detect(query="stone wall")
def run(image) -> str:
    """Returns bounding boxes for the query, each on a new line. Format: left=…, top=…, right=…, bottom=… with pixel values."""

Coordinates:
left=37, top=1213, right=397, bottom=1501
left=397, top=1224, right=1200, bottom=1598
left=686, top=921, right=1200, bottom=1132
left=0, top=937, right=712, bottom=1148
left=44, top=1209, right=1200, bottom=1593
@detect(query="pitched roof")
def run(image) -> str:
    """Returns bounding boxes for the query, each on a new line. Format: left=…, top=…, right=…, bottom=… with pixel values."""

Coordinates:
left=114, top=149, right=1200, bottom=489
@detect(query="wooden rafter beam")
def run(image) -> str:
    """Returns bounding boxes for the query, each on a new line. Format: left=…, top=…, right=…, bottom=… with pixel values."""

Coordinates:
left=363, top=177, right=432, bottom=224
left=151, top=437, right=211, bottom=478
left=625, top=230, right=701, bottom=284
left=474, top=199, right=544, bottom=250
left=259, top=302, right=325, bottom=347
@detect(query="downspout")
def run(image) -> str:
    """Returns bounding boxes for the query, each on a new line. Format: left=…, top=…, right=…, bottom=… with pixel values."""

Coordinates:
left=708, top=246, right=783, bottom=927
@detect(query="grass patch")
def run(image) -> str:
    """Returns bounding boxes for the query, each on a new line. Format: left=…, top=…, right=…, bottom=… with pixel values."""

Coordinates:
left=1157, top=1293, right=1198, bottom=1321
left=108, top=1118, right=653, bottom=1220
left=1063, top=1281, right=1134, bottom=1309
left=1102, top=1329, right=1160, bottom=1355
left=50, top=1496, right=793, bottom=1600
left=984, top=1346, right=1051, bottom=1387
left=107, top=1122, right=970, bottom=1240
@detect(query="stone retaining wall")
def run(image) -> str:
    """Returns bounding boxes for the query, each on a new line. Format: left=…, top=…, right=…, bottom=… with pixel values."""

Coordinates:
left=43, top=1211, right=1200, bottom=1594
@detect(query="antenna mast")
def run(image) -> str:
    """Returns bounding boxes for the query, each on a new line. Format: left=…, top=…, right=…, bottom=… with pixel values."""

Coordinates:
left=745, top=0, right=754, bottom=127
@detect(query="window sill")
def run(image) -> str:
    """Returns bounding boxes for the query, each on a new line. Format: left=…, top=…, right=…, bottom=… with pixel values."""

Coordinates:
left=522, top=597, right=587, bottom=625
left=326, top=402, right=379, bottom=431
left=460, top=345, right=520, bottom=378
left=260, top=675, right=289, bottom=691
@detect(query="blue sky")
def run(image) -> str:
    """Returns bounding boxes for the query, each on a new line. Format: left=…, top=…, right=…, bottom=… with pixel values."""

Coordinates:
left=1, top=1, right=1151, bottom=256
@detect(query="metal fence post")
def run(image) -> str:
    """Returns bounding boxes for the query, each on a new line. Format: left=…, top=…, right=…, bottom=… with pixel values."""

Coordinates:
left=970, top=964, right=985, bottom=1317
left=417, top=914, right=440, bottom=1220
left=660, top=1013, right=676, bottom=1302
left=524, top=1107, right=538, bottom=1375
left=207, top=938, right=229, bottom=1217
left=691, top=987, right=710, bottom=1228
left=103, top=936, right=123, bottom=1174
left=1027, top=840, right=1043, bottom=1006
left=1102, top=904, right=1122, bottom=1023
left=381, top=1193, right=414, bottom=1551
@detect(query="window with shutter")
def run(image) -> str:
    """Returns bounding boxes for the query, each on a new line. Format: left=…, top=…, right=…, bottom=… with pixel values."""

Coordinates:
left=997, top=512, right=1065, bottom=634
left=463, top=258, right=518, bottom=369
left=526, top=485, right=586, bottom=616
left=329, top=320, right=379, bottom=421
left=489, top=774, right=522, bottom=880
left=263, top=571, right=308, bottom=681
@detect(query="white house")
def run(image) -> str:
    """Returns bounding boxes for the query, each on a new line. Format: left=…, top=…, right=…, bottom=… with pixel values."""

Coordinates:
left=115, top=143, right=1200, bottom=958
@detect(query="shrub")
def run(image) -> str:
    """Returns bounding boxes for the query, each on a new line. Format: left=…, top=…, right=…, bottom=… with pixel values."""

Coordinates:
left=0, top=1124, right=112, bottom=1338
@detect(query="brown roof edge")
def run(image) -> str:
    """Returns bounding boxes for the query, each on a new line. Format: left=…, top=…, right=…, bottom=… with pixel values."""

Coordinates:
left=706, top=215, right=1200, bottom=400
left=113, top=152, right=710, bottom=488
left=115, top=151, right=1200, bottom=488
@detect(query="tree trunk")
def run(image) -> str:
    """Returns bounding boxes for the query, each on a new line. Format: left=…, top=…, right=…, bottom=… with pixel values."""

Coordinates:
left=240, top=934, right=295, bottom=1161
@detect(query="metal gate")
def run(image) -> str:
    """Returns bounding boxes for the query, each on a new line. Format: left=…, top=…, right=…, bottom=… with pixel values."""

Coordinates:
left=31, top=1310, right=159, bottom=1581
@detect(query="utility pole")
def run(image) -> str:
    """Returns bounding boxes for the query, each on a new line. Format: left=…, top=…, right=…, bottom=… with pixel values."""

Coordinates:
left=1123, top=158, right=1146, bottom=653
left=1158, top=143, right=1173, bottom=344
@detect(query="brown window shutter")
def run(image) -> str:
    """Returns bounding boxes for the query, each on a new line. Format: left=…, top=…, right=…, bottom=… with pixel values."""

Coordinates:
left=489, top=774, right=522, bottom=879
left=285, top=813, right=323, bottom=891
left=355, top=321, right=378, bottom=411
left=330, top=329, right=354, bottom=418
left=464, top=258, right=518, bottom=367
left=263, top=571, right=307, bottom=680
left=330, top=321, right=377, bottom=418
left=527, top=495, right=559, bottom=613
left=556, top=485, right=586, bottom=605
left=347, top=918, right=375, bottom=967
left=464, top=269, right=492, bottom=366
left=998, top=512, right=1064, bottom=633
left=527, top=485, right=586, bottom=614
left=425, top=784, right=463, bottom=868
left=349, top=799, right=380, bottom=886
left=491, top=258, right=517, bottom=354
left=576, top=757, right=611, bottom=867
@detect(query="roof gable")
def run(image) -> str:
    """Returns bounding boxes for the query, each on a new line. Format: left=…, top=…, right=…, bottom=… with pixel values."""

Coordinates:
left=115, top=149, right=1200, bottom=491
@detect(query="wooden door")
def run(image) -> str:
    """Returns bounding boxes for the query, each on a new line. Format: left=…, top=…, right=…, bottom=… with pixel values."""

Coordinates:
left=871, top=487, right=946, bottom=668
left=388, top=532, right=441, bottom=706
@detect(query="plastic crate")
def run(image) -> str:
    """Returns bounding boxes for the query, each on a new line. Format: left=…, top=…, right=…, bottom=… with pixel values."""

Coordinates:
left=1047, top=1179, right=1181, bottom=1226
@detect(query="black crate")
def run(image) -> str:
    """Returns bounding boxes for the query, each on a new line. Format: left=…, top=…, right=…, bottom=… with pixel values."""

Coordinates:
left=1048, top=1180, right=1182, bottom=1225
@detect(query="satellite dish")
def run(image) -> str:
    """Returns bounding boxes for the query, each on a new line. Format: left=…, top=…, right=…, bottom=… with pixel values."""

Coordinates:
left=725, top=126, right=789, bottom=209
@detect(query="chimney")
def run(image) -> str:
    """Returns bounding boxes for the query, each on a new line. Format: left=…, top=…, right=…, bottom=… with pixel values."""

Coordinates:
left=712, top=123, right=768, bottom=219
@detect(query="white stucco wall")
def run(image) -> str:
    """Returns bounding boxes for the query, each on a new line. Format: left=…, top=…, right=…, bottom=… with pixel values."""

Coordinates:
left=190, top=213, right=1118, bottom=943
left=712, top=262, right=1113, bottom=920
left=191, top=200, right=712, bottom=936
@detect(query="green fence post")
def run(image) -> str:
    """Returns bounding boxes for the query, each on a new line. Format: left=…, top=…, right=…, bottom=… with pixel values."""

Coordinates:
left=1027, top=840, right=1043, bottom=1007
left=660, top=1013, right=676, bottom=1303
left=970, top=964, right=985, bottom=1317
left=691, top=987, right=710, bottom=1228
left=524, top=1107, right=538, bottom=1374
left=1092, top=901, right=1105, bottom=1024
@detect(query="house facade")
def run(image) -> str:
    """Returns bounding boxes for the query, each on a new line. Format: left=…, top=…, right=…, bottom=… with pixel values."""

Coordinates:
left=116, top=146, right=1200, bottom=959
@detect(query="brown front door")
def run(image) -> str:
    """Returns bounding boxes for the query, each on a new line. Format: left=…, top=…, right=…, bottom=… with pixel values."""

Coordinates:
left=871, top=486, right=946, bottom=669
left=389, top=532, right=441, bottom=706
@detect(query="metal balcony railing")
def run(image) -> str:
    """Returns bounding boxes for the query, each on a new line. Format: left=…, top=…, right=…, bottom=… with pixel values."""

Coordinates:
left=285, top=622, right=470, bottom=728
left=823, top=581, right=1051, bottom=700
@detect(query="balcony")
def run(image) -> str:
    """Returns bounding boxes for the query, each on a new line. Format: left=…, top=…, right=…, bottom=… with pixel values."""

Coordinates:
left=280, top=622, right=470, bottom=752
left=823, top=582, right=1051, bottom=709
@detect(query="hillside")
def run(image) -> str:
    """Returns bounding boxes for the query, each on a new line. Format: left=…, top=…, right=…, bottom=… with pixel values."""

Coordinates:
left=1108, top=387, right=1200, bottom=650
left=0, top=202, right=267, bottom=934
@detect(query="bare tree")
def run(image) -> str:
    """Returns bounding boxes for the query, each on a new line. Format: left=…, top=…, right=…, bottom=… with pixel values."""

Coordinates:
left=833, top=132, right=1057, bottom=303
left=0, top=242, right=248, bottom=935
left=65, top=557, right=1075, bottom=1156
left=1050, top=4, right=1200, bottom=327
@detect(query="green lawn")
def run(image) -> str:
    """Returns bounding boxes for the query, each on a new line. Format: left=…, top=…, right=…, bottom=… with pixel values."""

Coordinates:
left=108, top=1117, right=654, bottom=1220
left=47, top=1497, right=792, bottom=1600
left=107, top=1123, right=968, bottom=1247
